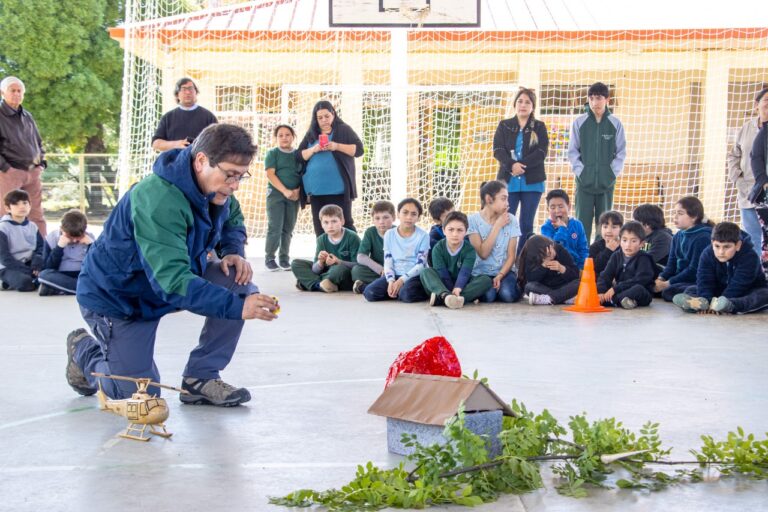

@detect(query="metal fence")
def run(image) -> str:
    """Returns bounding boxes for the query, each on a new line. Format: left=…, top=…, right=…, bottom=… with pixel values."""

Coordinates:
left=42, top=153, right=119, bottom=222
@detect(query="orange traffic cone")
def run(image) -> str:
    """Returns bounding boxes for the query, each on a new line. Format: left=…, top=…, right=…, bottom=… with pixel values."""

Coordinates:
left=564, top=257, right=611, bottom=313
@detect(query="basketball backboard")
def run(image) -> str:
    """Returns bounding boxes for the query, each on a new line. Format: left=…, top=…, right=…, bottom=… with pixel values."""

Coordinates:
left=329, top=0, right=480, bottom=27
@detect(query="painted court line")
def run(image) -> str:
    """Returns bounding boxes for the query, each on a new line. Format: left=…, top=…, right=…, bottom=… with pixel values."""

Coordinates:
left=0, top=462, right=390, bottom=474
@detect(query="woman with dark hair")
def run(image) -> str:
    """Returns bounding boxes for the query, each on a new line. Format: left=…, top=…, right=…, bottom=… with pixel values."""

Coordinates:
left=298, top=101, right=364, bottom=236
left=493, top=87, right=549, bottom=251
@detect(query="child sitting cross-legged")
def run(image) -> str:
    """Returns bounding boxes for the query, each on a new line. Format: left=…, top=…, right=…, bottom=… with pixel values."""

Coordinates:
left=363, top=198, right=430, bottom=303
left=632, top=203, right=672, bottom=269
left=588, top=210, right=623, bottom=276
left=0, top=189, right=44, bottom=291
left=420, top=211, right=492, bottom=309
left=597, top=220, right=659, bottom=309
left=517, top=235, right=580, bottom=305
left=351, top=200, right=395, bottom=295
left=38, top=209, right=94, bottom=296
left=541, top=189, right=589, bottom=269
left=673, top=221, right=768, bottom=314
left=291, top=204, right=360, bottom=292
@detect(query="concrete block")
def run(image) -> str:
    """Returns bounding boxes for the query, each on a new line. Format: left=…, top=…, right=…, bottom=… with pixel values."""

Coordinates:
left=386, top=410, right=503, bottom=456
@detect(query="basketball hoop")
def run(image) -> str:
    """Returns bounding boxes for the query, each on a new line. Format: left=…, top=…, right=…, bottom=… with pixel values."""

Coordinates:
left=384, top=0, right=431, bottom=28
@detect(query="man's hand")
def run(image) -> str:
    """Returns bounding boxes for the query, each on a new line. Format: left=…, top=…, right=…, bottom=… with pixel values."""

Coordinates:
left=241, top=294, right=279, bottom=321
left=178, top=139, right=191, bottom=149
left=387, top=278, right=404, bottom=298
left=220, top=254, right=253, bottom=285
left=326, top=253, right=340, bottom=266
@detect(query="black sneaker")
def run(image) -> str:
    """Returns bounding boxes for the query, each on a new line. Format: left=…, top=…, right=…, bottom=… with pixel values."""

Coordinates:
left=39, top=284, right=60, bottom=296
left=352, top=280, right=365, bottom=294
left=180, top=377, right=251, bottom=407
left=66, top=329, right=97, bottom=396
left=278, top=259, right=291, bottom=271
left=430, top=292, right=447, bottom=307
left=265, top=259, right=280, bottom=272
left=295, top=280, right=307, bottom=291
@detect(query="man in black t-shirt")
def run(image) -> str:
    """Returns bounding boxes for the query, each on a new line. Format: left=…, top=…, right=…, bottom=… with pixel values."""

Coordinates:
left=152, top=78, right=218, bottom=152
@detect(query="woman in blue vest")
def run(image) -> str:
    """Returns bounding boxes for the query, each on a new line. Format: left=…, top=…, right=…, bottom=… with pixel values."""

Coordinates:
left=298, top=101, right=364, bottom=236
left=493, top=87, right=550, bottom=252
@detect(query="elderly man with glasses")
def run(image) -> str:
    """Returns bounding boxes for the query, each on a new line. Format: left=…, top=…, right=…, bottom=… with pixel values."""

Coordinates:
left=66, top=124, right=278, bottom=407
left=0, top=76, right=47, bottom=235
left=152, top=77, right=218, bottom=152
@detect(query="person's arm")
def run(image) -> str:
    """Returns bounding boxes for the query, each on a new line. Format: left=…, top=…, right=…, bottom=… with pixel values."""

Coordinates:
left=401, top=233, right=429, bottom=281
left=722, top=252, right=762, bottom=299
left=31, top=231, right=45, bottom=271
left=726, top=124, right=746, bottom=184
left=383, top=233, right=396, bottom=282
left=469, top=215, right=508, bottom=260
left=610, top=117, right=627, bottom=177
left=357, top=253, right=384, bottom=275
left=518, top=121, right=549, bottom=169
left=493, top=120, right=513, bottom=182
left=296, top=132, right=316, bottom=162
left=613, top=255, right=655, bottom=294
left=645, top=231, right=672, bottom=265
left=338, top=234, right=361, bottom=268
left=596, top=252, right=618, bottom=293
left=695, top=250, right=718, bottom=300
left=453, top=247, right=476, bottom=291
left=332, top=124, right=364, bottom=158
left=575, top=222, right=589, bottom=269
left=668, top=236, right=710, bottom=285
left=0, top=231, right=30, bottom=271
left=658, top=235, right=678, bottom=281
left=567, top=117, right=584, bottom=177
left=557, top=246, right=580, bottom=282
left=151, top=114, right=189, bottom=152
left=131, top=188, right=248, bottom=320
left=43, top=233, right=63, bottom=270
left=218, top=196, right=247, bottom=258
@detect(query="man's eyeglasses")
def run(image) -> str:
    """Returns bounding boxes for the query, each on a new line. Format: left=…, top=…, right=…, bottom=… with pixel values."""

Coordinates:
left=218, top=168, right=251, bottom=184
left=179, top=85, right=197, bottom=92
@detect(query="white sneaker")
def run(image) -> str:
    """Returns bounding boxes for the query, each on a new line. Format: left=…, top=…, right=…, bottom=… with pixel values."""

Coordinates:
left=529, top=292, right=553, bottom=305
left=564, top=297, right=575, bottom=305
left=444, top=294, right=465, bottom=309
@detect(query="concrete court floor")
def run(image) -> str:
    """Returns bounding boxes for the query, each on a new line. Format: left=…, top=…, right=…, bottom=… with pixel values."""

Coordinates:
left=1, top=236, right=767, bottom=512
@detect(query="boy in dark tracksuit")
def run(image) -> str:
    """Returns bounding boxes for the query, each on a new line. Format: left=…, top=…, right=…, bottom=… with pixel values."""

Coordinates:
left=420, top=211, right=491, bottom=309
left=632, top=203, right=673, bottom=268
left=567, top=82, right=626, bottom=241
left=597, top=221, right=658, bottom=309
left=673, top=222, right=768, bottom=314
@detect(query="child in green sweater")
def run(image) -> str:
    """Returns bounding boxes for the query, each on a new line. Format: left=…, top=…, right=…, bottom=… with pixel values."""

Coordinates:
left=291, top=204, right=360, bottom=292
left=352, top=200, right=395, bottom=294
left=420, top=211, right=493, bottom=309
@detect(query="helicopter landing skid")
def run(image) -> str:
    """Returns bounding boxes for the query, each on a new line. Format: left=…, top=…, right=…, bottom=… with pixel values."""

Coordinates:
left=120, top=422, right=174, bottom=442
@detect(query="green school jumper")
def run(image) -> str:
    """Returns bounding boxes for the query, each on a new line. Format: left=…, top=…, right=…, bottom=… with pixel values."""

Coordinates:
left=352, top=226, right=385, bottom=284
left=291, top=228, right=361, bottom=290
left=420, top=239, right=492, bottom=302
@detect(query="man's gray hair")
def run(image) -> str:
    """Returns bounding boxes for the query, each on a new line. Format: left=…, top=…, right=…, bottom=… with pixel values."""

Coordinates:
left=0, top=76, right=25, bottom=93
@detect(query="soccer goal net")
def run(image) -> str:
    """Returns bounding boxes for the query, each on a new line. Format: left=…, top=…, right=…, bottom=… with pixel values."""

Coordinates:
left=116, top=0, right=768, bottom=237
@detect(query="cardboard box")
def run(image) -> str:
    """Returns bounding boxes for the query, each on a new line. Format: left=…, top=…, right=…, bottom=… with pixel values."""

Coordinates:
left=368, top=373, right=515, bottom=456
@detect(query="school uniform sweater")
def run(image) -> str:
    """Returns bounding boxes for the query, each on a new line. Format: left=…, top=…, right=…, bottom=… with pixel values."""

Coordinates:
left=523, top=243, right=579, bottom=288
left=431, top=238, right=477, bottom=290
left=0, top=214, right=43, bottom=272
left=659, top=224, right=713, bottom=285
left=597, top=250, right=658, bottom=294
left=696, top=233, right=766, bottom=300
left=541, top=217, right=589, bottom=269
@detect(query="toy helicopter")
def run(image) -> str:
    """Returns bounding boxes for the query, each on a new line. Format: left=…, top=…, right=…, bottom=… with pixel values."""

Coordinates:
left=91, top=372, right=189, bottom=442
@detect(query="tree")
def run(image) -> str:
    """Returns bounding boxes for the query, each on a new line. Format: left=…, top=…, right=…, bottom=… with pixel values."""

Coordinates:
left=0, top=0, right=124, bottom=153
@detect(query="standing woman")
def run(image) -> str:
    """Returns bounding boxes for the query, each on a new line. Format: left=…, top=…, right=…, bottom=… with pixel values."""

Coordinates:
left=493, top=87, right=549, bottom=251
left=727, top=87, right=768, bottom=257
left=298, top=101, right=364, bottom=236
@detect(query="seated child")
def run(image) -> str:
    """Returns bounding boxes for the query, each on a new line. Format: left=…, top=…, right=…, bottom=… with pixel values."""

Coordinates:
left=632, top=203, right=672, bottom=268
left=352, top=200, right=395, bottom=294
left=673, top=221, right=768, bottom=314
left=589, top=210, right=623, bottom=276
left=363, top=198, right=430, bottom=303
left=427, top=196, right=454, bottom=264
left=655, top=196, right=714, bottom=301
left=518, top=234, right=580, bottom=305
left=291, top=204, right=360, bottom=292
left=0, top=189, right=43, bottom=291
left=597, top=221, right=659, bottom=309
left=541, top=189, right=589, bottom=269
left=420, top=211, right=492, bottom=309
left=467, top=181, right=521, bottom=303
left=38, top=209, right=93, bottom=296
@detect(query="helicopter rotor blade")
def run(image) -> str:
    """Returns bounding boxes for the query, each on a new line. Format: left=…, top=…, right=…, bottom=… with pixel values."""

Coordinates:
left=91, top=372, right=188, bottom=394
